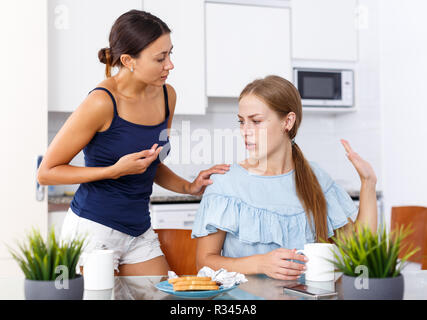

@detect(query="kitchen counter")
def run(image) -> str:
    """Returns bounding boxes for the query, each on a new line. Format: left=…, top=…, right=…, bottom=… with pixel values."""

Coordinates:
left=2, top=269, right=425, bottom=300
left=150, top=195, right=202, bottom=204
left=346, top=190, right=383, bottom=201
left=48, top=195, right=203, bottom=212
left=112, top=270, right=426, bottom=300
left=48, top=196, right=74, bottom=212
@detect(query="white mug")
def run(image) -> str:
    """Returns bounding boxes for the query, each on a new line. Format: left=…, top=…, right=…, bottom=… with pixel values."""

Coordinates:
left=83, top=249, right=114, bottom=290
left=296, top=243, right=336, bottom=282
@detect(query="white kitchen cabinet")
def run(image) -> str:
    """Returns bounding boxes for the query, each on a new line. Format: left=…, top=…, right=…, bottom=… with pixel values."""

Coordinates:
left=143, top=0, right=207, bottom=115
left=0, top=0, right=48, bottom=276
left=206, top=3, right=292, bottom=97
left=48, top=0, right=143, bottom=112
left=292, top=0, right=358, bottom=61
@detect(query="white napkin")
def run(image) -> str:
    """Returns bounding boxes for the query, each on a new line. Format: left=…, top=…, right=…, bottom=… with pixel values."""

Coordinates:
left=197, top=267, right=248, bottom=288
left=167, top=267, right=248, bottom=289
left=168, top=270, right=179, bottom=280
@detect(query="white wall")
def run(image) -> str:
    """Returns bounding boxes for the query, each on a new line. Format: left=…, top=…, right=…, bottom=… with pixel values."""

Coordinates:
left=379, top=0, right=427, bottom=228
left=1, top=0, right=48, bottom=277
left=333, top=0, right=382, bottom=192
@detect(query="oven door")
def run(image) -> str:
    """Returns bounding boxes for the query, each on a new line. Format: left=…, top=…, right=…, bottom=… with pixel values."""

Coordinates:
left=294, top=69, right=353, bottom=107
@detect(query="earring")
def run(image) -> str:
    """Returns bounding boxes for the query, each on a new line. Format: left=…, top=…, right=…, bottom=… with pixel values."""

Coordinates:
left=130, top=65, right=134, bottom=72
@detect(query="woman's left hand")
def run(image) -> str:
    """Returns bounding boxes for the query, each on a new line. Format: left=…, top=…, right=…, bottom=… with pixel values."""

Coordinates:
left=187, top=164, right=231, bottom=196
left=340, top=139, right=377, bottom=184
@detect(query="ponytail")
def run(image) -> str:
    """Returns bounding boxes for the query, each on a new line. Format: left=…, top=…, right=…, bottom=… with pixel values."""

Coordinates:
left=98, top=47, right=112, bottom=78
left=292, top=143, right=328, bottom=242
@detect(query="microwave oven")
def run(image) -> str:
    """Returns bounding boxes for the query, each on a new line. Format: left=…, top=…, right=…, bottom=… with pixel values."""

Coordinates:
left=293, top=68, right=354, bottom=108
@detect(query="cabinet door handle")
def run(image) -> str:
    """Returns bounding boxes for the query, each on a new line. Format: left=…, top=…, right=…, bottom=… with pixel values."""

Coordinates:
left=36, top=155, right=45, bottom=201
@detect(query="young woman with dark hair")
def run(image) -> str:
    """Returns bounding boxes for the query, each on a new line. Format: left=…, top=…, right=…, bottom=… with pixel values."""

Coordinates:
left=192, top=75, right=378, bottom=281
left=37, top=10, right=229, bottom=276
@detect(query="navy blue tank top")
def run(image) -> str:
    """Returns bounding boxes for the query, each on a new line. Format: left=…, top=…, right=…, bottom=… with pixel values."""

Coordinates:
left=70, top=85, right=171, bottom=237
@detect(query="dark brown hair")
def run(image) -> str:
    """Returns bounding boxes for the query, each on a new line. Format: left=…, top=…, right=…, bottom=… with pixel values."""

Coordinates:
left=239, top=75, right=328, bottom=242
left=98, top=10, right=171, bottom=77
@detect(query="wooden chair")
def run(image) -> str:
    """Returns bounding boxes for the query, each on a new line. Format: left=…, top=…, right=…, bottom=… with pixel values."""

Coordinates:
left=154, top=229, right=198, bottom=276
left=391, top=206, right=427, bottom=270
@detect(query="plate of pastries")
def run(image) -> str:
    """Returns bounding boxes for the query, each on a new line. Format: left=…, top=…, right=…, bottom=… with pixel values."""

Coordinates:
left=155, top=275, right=238, bottom=298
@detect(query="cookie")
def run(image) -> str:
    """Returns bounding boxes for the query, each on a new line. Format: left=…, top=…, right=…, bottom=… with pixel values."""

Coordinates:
left=168, top=276, right=212, bottom=284
left=173, top=284, right=219, bottom=291
left=173, top=280, right=217, bottom=286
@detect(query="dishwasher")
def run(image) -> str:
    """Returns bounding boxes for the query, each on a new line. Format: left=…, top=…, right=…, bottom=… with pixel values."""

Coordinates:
left=149, top=202, right=200, bottom=230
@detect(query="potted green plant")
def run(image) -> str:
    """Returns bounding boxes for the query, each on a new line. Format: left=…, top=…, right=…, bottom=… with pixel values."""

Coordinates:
left=330, top=224, right=420, bottom=300
left=8, top=228, right=86, bottom=300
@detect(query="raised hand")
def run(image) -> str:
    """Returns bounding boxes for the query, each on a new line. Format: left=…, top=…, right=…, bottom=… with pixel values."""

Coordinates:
left=340, top=139, right=377, bottom=184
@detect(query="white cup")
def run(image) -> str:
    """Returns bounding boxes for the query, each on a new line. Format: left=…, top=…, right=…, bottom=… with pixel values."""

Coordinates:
left=83, top=249, right=114, bottom=290
left=296, top=243, right=336, bottom=282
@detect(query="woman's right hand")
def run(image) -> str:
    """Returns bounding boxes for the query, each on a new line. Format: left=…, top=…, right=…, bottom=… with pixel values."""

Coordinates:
left=259, top=248, right=308, bottom=280
left=110, top=143, right=163, bottom=179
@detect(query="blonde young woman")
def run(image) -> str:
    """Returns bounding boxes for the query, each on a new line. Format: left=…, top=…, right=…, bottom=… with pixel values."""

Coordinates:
left=192, top=75, right=378, bottom=281
left=37, top=10, right=229, bottom=276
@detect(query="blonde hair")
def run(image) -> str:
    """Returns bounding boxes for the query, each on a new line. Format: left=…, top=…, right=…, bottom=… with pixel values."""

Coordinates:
left=239, top=75, right=328, bottom=242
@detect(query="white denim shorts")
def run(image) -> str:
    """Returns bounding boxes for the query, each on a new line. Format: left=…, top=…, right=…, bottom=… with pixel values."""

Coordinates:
left=60, top=207, right=164, bottom=273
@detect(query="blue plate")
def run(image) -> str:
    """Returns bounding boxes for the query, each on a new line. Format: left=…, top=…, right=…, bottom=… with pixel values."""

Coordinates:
left=155, top=280, right=238, bottom=299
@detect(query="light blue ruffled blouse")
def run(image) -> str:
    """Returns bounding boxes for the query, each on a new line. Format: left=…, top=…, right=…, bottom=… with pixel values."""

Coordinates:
left=191, top=162, right=358, bottom=258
